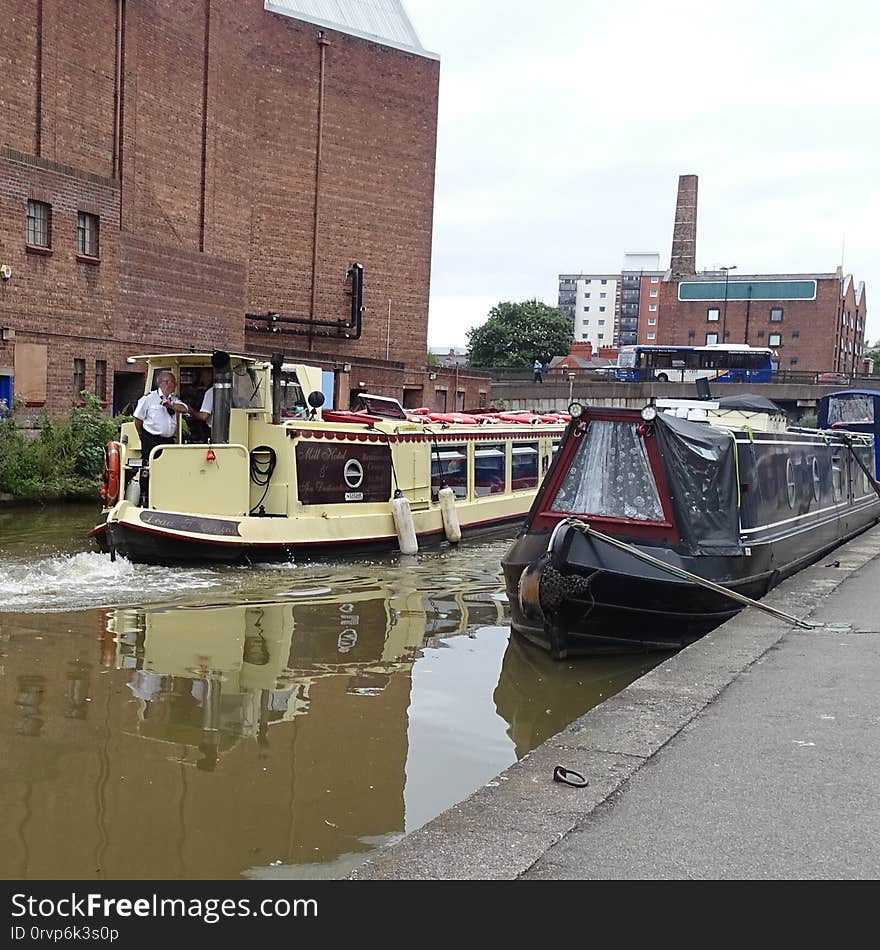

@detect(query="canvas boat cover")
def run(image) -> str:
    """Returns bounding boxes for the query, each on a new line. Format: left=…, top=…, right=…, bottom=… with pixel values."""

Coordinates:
left=715, top=394, right=783, bottom=414
left=654, top=413, right=740, bottom=555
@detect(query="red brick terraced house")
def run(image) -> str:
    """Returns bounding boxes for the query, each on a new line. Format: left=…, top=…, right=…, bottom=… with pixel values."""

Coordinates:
left=0, top=0, right=487, bottom=418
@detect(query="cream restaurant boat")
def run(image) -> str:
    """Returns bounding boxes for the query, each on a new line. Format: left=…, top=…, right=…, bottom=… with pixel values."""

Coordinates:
left=91, top=351, right=567, bottom=564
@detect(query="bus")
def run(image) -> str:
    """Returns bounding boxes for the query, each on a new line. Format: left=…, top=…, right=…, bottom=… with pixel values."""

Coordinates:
left=615, top=344, right=774, bottom=383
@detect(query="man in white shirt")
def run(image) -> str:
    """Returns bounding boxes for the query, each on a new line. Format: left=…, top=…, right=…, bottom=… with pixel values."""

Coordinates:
left=133, top=372, right=191, bottom=501
left=191, top=386, right=213, bottom=438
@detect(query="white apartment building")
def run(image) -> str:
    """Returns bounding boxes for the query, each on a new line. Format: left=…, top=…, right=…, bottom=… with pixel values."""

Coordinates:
left=558, top=274, right=619, bottom=350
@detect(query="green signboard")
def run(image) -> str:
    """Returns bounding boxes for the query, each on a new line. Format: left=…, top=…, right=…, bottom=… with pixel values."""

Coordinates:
left=678, top=280, right=817, bottom=302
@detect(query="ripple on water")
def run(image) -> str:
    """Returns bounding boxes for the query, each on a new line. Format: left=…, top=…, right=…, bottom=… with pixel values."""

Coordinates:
left=0, top=552, right=220, bottom=612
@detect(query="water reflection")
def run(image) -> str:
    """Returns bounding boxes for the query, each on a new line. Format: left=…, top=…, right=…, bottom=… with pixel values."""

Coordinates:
left=0, top=521, right=668, bottom=880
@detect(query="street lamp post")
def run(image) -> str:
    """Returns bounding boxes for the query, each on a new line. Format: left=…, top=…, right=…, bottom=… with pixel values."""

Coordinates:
left=721, top=265, right=737, bottom=342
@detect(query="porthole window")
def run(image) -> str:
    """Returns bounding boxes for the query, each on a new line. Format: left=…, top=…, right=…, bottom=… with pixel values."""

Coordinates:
left=812, top=457, right=820, bottom=501
left=786, top=458, right=796, bottom=508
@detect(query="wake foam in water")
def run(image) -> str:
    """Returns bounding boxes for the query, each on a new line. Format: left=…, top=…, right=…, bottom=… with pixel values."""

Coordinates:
left=0, top=552, right=219, bottom=612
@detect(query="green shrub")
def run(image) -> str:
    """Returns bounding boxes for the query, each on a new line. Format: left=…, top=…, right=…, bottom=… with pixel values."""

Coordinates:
left=0, top=393, right=129, bottom=499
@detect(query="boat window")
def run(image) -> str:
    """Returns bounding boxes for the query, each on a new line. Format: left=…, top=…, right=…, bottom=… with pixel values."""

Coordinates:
left=786, top=459, right=797, bottom=509
left=511, top=442, right=539, bottom=490
left=474, top=443, right=507, bottom=495
left=811, top=457, right=821, bottom=501
left=549, top=420, right=664, bottom=521
left=280, top=372, right=309, bottom=417
left=233, top=366, right=265, bottom=409
left=431, top=444, right=467, bottom=499
left=358, top=394, right=407, bottom=419
left=831, top=453, right=844, bottom=502
left=827, top=395, right=874, bottom=427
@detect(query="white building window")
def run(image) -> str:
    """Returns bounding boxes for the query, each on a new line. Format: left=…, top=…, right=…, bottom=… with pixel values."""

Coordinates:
left=600, top=292, right=607, bottom=298
left=599, top=306, right=606, bottom=312
left=647, top=332, right=656, bottom=340
left=649, top=290, right=658, bottom=297
left=769, top=333, right=782, bottom=347
left=598, top=319, right=605, bottom=326
left=598, top=333, right=605, bottom=339
left=651, top=276, right=659, bottom=283
left=649, top=304, right=658, bottom=312
left=706, top=332, right=719, bottom=345
left=647, top=318, right=657, bottom=326
left=707, top=307, right=720, bottom=322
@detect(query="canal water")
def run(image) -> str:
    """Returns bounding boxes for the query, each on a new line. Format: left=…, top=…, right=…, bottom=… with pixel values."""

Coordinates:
left=0, top=504, right=669, bottom=880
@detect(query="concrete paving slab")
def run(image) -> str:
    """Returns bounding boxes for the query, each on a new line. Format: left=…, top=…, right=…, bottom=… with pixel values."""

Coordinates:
left=350, top=525, right=880, bottom=881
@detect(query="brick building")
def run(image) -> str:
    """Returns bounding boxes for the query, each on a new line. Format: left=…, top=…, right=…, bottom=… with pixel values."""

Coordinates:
left=658, top=174, right=867, bottom=374
left=0, top=0, right=484, bottom=416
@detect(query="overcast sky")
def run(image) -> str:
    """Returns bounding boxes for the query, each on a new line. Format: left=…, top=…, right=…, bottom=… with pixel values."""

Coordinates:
left=403, top=0, right=879, bottom=350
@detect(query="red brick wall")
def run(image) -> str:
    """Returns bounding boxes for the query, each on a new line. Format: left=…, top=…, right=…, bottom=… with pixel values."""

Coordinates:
left=0, top=149, right=120, bottom=412
left=658, top=275, right=863, bottom=373
left=0, top=0, right=440, bottom=414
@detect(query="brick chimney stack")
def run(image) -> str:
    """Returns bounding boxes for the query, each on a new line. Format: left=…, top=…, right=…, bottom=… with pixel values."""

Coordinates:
left=670, top=174, right=698, bottom=276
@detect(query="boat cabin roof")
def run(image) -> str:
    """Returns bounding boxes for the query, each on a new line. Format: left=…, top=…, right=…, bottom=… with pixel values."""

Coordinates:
left=127, top=353, right=262, bottom=367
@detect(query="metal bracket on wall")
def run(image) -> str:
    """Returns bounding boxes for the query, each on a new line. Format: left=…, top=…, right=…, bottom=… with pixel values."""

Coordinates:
left=246, top=263, right=364, bottom=340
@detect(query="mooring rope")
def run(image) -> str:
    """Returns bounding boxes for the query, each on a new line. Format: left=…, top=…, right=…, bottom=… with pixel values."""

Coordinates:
left=558, top=518, right=817, bottom=630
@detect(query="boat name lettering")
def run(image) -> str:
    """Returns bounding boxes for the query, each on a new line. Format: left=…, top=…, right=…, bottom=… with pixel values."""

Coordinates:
left=139, top=511, right=242, bottom=536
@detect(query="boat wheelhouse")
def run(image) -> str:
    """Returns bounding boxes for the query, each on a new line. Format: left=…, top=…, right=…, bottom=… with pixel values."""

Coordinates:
left=92, top=352, right=566, bottom=564
left=502, top=391, right=880, bottom=657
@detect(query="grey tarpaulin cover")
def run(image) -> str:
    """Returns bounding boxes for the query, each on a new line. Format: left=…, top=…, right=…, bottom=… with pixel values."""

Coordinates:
left=654, top=412, right=740, bottom=555
left=715, top=394, right=783, bottom=414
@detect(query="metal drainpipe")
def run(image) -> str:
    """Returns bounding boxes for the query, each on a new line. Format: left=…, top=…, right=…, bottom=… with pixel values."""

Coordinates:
left=115, top=0, right=127, bottom=226
left=309, top=31, right=331, bottom=351
left=198, top=0, right=211, bottom=253
left=35, top=0, right=43, bottom=157
left=743, top=284, right=752, bottom=344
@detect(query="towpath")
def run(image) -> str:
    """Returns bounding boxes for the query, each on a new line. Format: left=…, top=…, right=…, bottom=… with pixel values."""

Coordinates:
left=351, top=526, right=880, bottom=879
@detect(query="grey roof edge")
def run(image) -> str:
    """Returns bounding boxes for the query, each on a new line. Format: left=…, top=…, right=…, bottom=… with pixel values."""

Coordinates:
left=264, top=1, right=440, bottom=60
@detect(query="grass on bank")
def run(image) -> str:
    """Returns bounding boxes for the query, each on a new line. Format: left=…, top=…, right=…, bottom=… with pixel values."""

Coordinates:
left=0, top=394, right=127, bottom=501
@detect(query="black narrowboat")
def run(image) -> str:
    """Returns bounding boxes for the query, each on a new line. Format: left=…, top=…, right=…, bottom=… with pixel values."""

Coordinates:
left=502, top=392, right=880, bottom=657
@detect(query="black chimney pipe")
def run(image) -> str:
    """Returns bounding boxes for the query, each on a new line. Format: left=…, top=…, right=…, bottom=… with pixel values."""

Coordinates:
left=270, top=352, right=284, bottom=425
left=210, top=350, right=232, bottom=443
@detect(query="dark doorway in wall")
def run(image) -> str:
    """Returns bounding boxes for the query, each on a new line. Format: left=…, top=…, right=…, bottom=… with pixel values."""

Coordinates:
left=402, top=387, right=423, bottom=409
left=113, top=371, right=145, bottom=415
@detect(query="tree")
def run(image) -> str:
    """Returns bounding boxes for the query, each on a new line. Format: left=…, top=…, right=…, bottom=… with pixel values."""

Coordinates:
left=864, top=340, right=880, bottom=371
left=466, top=299, right=572, bottom=368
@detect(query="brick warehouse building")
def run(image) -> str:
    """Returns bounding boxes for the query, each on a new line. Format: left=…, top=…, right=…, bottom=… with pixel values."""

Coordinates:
left=658, top=174, right=867, bottom=374
left=0, top=0, right=489, bottom=417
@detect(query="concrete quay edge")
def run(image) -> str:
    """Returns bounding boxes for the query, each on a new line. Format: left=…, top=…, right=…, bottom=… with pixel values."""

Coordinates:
left=349, top=526, right=880, bottom=880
